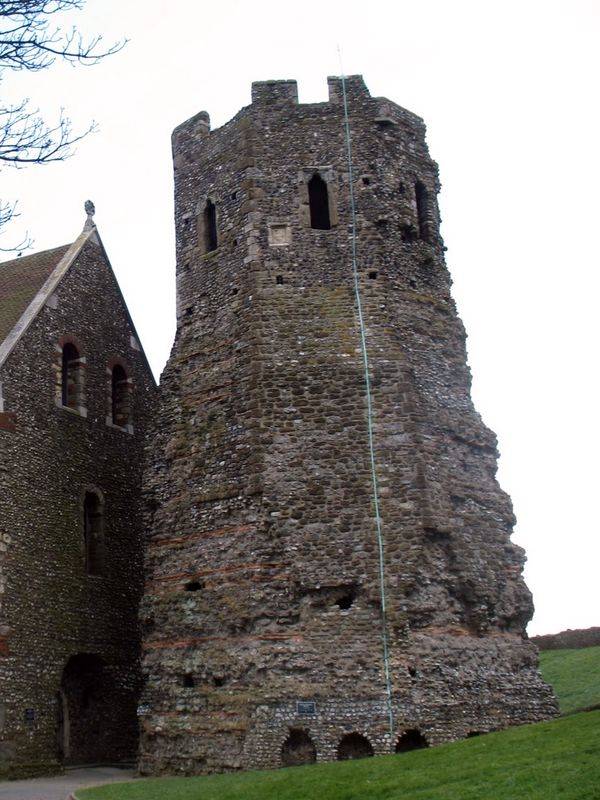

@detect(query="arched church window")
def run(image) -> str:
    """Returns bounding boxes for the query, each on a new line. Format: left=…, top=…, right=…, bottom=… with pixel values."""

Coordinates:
left=308, top=173, right=331, bottom=230
left=61, top=342, right=82, bottom=409
left=111, top=364, right=131, bottom=428
left=83, top=491, right=104, bottom=576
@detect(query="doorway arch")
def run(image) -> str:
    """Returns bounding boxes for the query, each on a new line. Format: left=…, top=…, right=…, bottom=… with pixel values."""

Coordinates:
left=59, top=654, right=108, bottom=764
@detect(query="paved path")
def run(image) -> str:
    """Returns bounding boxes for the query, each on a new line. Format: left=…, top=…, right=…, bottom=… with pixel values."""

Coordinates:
left=0, top=767, right=136, bottom=800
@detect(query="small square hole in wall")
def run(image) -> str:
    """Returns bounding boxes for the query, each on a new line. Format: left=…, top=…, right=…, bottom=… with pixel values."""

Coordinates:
left=276, top=275, right=284, bottom=285
left=231, top=287, right=239, bottom=296
left=409, top=279, right=417, bottom=289
left=231, top=191, right=237, bottom=200
left=362, top=176, right=371, bottom=186
left=182, top=673, right=195, bottom=688
left=268, top=222, right=292, bottom=247
left=368, top=271, right=378, bottom=280
left=400, top=224, right=417, bottom=243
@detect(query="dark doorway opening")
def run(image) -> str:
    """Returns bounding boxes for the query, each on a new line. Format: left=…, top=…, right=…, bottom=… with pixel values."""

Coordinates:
left=337, top=732, right=374, bottom=760
left=58, top=653, right=136, bottom=765
left=281, top=729, right=317, bottom=767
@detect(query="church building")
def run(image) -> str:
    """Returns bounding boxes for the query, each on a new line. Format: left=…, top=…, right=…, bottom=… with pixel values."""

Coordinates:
left=0, top=208, right=155, bottom=777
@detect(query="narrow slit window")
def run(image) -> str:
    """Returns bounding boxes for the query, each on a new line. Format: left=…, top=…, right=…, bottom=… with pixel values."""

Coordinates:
left=83, top=492, right=104, bottom=576
left=308, top=173, right=331, bottom=230
left=415, top=181, right=429, bottom=241
left=204, top=199, right=218, bottom=252
left=61, top=343, right=81, bottom=409
left=111, top=365, right=131, bottom=428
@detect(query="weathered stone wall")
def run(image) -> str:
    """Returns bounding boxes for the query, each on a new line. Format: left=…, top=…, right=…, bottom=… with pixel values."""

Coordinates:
left=0, top=237, right=155, bottom=777
left=139, top=76, right=557, bottom=775
left=532, top=628, right=600, bottom=651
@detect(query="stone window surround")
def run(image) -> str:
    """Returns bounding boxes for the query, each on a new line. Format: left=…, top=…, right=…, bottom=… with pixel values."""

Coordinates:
left=194, top=195, right=219, bottom=256
left=298, top=167, right=339, bottom=229
left=81, top=485, right=105, bottom=578
left=54, top=335, right=87, bottom=418
left=105, top=356, right=134, bottom=434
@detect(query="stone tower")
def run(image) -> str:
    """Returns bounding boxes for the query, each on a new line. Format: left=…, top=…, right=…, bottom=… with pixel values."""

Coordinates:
left=139, top=76, right=556, bottom=774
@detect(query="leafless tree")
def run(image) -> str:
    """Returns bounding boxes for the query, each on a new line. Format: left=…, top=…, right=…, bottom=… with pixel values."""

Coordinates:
left=0, top=1, right=124, bottom=249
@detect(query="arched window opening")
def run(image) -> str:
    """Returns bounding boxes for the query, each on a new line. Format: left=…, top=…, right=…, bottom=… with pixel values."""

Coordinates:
left=395, top=728, right=429, bottom=753
left=337, top=732, right=374, bottom=760
left=415, top=181, right=429, bottom=241
left=281, top=729, right=317, bottom=767
left=83, top=492, right=104, bottom=576
left=61, top=343, right=81, bottom=409
left=308, top=173, right=331, bottom=230
left=204, top=199, right=218, bottom=252
left=111, top=365, right=131, bottom=428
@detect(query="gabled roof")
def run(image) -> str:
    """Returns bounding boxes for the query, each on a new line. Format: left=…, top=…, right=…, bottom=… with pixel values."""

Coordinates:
left=0, top=224, right=154, bottom=382
left=0, top=244, right=70, bottom=345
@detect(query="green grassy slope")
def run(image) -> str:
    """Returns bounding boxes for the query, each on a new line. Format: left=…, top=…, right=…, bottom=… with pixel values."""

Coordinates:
left=78, top=646, right=600, bottom=800
left=79, top=710, right=600, bottom=800
left=539, top=645, right=600, bottom=713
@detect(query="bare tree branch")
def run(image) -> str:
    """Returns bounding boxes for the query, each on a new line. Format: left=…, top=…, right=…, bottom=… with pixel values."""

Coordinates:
left=0, top=198, right=32, bottom=251
left=0, top=1, right=124, bottom=249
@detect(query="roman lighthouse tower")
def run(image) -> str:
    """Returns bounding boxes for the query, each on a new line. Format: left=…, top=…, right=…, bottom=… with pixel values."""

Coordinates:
left=138, top=76, right=556, bottom=774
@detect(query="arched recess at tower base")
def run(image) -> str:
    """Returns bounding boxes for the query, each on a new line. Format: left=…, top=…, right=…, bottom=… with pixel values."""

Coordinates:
left=281, top=729, right=317, bottom=767
left=337, top=733, right=374, bottom=760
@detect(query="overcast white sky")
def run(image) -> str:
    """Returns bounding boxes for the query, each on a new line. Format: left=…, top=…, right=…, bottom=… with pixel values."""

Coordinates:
left=1, top=0, right=598, bottom=636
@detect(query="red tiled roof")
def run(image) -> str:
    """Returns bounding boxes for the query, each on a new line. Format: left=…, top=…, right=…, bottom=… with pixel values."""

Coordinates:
left=0, top=244, right=71, bottom=345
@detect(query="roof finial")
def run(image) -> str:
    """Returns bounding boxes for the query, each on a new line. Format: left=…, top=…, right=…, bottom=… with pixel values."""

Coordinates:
left=84, top=199, right=96, bottom=231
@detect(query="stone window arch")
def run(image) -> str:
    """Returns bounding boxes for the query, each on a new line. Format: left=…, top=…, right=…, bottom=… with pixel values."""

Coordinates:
left=308, top=173, right=331, bottom=230
left=415, top=180, right=430, bottom=241
left=336, top=732, right=374, bottom=760
left=395, top=728, right=429, bottom=753
left=107, top=358, right=133, bottom=431
left=83, top=489, right=104, bottom=576
left=55, top=336, right=86, bottom=415
left=196, top=197, right=218, bottom=254
left=281, top=728, right=317, bottom=767
left=299, top=168, right=338, bottom=229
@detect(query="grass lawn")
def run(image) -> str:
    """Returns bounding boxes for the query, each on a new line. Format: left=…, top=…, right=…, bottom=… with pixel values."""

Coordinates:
left=539, top=645, right=600, bottom=714
left=77, top=646, right=600, bottom=800
left=78, top=710, right=600, bottom=800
